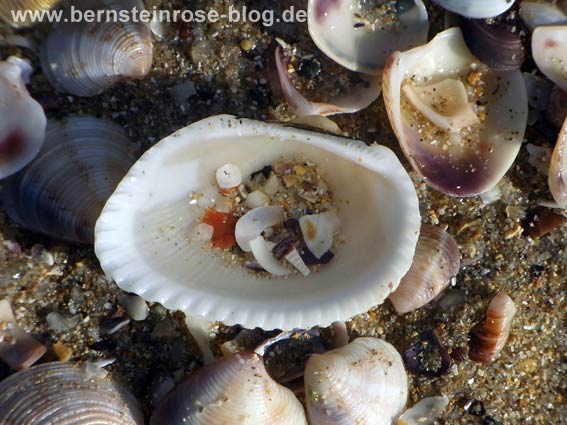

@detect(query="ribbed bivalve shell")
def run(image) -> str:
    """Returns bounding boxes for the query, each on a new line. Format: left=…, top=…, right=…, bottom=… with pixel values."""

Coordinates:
left=150, top=351, right=308, bottom=425
left=0, top=362, right=143, bottom=425
left=0, top=0, right=60, bottom=27
left=2, top=116, right=136, bottom=243
left=304, top=337, right=408, bottom=425
left=40, top=0, right=153, bottom=97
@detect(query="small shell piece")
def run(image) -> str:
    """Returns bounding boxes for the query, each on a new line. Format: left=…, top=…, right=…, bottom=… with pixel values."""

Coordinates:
left=216, top=163, right=242, bottom=192
left=398, top=395, right=450, bottom=425
left=532, top=26, right=567, bottom=92
left=383, top=27, right=528, bottom=197
left=250, top=235, right=291, bottom=276
left=40, top=0, right=153, bottom=96
left=431, top=0, right=516, bottom=19
left=150, top=352, right=308, bottom=425
left=549, top=116, right=567, bottom=208
left=274, top=45, right=382, bottom=117
left=0, top=362, right=143, bottom=424
left=0, top=57, right=47, bottom=179
left=469, top=292, right=517, bottom=363
left=299, top=210, right=341, bottom=259
left=305, top=337, right=408, bottom=425
left=0, top=300, right=46, bottom=370
left=389, top=225, right=460, bottom=314
left=235, top=205, right=286, bottom=251
left=0, top=0, right=60, bottom=27
left=2, top=116, right=136, bottom=244
left=307, top=0, right=429, bottom=74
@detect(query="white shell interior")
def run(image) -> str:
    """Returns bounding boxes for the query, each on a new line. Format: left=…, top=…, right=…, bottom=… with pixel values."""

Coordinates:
left=307, top=0, right=428, bottom=74
left=532, top=26, right=567, bottom=92
left=95, top=115, right=420, bottom=329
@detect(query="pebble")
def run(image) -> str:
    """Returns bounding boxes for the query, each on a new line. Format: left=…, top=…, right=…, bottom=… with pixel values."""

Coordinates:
left=46, top=312, right=80, bottom=333
left=52, top=341, right=72, bottom=362
left=239, top=39, right=255, bottom=51
left=119, top=294, right=149, bottom=321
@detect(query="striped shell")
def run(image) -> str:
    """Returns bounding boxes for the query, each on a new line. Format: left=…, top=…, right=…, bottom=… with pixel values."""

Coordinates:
left=0, top=57, right=47, bottom=179
left=304, top=337, right=408, bottom=425
left=0, top=0, right=60, bottom=27
left=389, top=225, right=460, bottom=314
left=40, top=0, right=153, bottom=97
left=0, top=362, right=143, bottom=424
left=2, top=116, right=136, bottom=243
left=94, top=115, right=420, bottom=330
left=150, top=351, right=307, bottom=425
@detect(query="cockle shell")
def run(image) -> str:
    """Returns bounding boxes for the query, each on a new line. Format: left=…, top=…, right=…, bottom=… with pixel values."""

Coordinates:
left=549, top=116, right=567, bottom=207
left=304, top=337, right=408, bottom=425
left=150, top=351, right=307, bottom=425
left=95, top=115, right=420, bottom=329
left=383, top=27, right=528, bottom=197
left=0, top=57, right=46, bottom=179
left=389, top=224, right=460, bottom=314
left=40, top=0, right=153, bottom=97
left=0, top=362, right=143, bottom=424
left=0, top=0, right=60, bottom=27
left=431, top=0, right=516, bottom=19
left=307, top=0, right=428, bottom=74
left=532, top=25, right=567, bottom=92
left=2, top=116, right=136, bottom=243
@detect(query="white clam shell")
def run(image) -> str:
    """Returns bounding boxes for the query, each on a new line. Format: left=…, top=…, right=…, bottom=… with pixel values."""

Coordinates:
left=2, top=116, right=136, bottom=243
left=40, top=0, right=153, bottom=97
left=549, top=116, right=567, bottom=208
left=532, top=26, right=567, bottom=92
left=94, top=115, right=420, bottom=329
left=150, top=351, right=307, bottom=425
left=304, top=337, right=408, bottom=425
left=0, top=57, right=46, bottom=179
left=0, top=362, right=143, bottom=424
left=383, top=27, right=528, bottom=197
left=0, top=0, right=60, bottom=27
left=431, top=0, right=516, bottom=19
left=307, top=0, right=428, bottom=74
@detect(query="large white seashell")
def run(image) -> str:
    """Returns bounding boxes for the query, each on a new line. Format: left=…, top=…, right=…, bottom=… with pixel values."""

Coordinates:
left=389, top=224, right=460, bottom=314
left=150, top=351, right=307, bottom=425
left=0, top=362, right=143, bottom=424
left=94, top=115, right=420, bottom=329
left=0, top=57, right=46, bottom=179
left=40, top=0, right=153, bottom=97
left=2, top=116, right=136, bottom=243
left=549, top=116, right=567, bottom=208
left=304, top=337, right=408, bottom=425
left=307, top=0, right=428, bottom=74
left=532, top=26, right=567, bottom=92
left=0, top=0, right=60, bottom=27
left=431, top=0, right=516, bottom=19
left=383, top=27, right=528, bottom=197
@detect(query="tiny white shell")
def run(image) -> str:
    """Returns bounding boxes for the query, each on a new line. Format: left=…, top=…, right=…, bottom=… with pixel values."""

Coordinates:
left=299, top=211, right=341, bottom=259
left=549, top=116, right=567, bottom=208
left=398, top=395, right=450, bottom=425
left=250, top=235, right=291, bottom=276
left=95, top=115, right=420, bottom=329
left=305, top=337, right=408, bottom=425
left=235, top=205, right=285, bottom=252
left=216, top=163, right=242, bottom=190
left=532, top=26, right=567, bottom=92
left=431, top=0, right=516, bottom=19
left=0, top=57, right=46, bottom=179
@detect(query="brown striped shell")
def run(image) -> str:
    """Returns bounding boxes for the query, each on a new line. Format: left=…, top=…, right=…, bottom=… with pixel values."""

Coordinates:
left=0, top=362, right=143, bottom=424
left=469, top=292, right=516, bottom=363
left=0, top=0, right=60, bottom=27
left=389, top=224, right=460, bottom=314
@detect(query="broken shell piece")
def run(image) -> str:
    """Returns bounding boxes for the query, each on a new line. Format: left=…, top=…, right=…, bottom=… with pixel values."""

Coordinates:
left=95, top=115, right=420, bottom=329
left=520, top=1, right=567, bottom=30
left=299, top=211, right=341, bottom=259
left=150, top=352, right=307, bottom=425
left=398, top=395, right=450, bottom=425
left=250, top=235, right=291, bottom=277
left=275, top=45, right=382, bottom=117
left=246, top=190, right=270, bottom=209
left=389, top=225, right=460, bottom=314
left=235, top=206, right=285, bottom=252
left=532, top=26, right=567, bottom=92
left=188, top=223, right=214, bottom=242
left=549, top=116, right=567, bottom=207
left=216, top=163, right=242, bottom=193
left=307, top=0, right=428, bottom=74
left=431, top=0, right=516, bottom=19
left=469, top=292, right=516, bottom=363
left=0, top=0, right=60, bottom=27
left=0, top=300, right=46, bottom=370
left=284, top=248, right=311, bottom=277
left=304, top=337, right=408, bottom=425
left=0, top=57, right=47, bottom=179
left=383, top=27, right=528, bottom=196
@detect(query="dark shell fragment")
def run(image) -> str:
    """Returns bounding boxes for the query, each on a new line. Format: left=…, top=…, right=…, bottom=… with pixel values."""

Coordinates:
left=522, top=207, right=566, bottom=238
left=404, top=330, right=451, bottom=378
